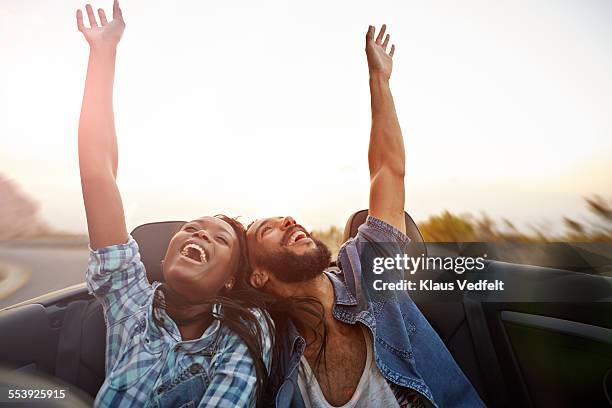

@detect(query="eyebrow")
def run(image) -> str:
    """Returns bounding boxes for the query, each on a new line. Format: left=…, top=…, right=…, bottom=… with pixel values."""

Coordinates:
left=254, top=220, right=268, bottom=239
left=253, top=217, right=283, bottom=239
left=188, top=220, right=233, bottom=237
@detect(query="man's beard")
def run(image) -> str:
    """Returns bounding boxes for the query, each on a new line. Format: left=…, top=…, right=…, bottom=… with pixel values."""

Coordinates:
left=255, top=238, right=332, bottom=283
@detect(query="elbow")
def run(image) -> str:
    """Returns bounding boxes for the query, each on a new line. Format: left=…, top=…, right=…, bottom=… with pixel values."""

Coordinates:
left=390, top=164, right=406, bottom=180
left=368, top=144, right=406, bottom=179
left=79, top=161, right=116, bottom=183
left=370, top=163, right=405, bottom=182
left=389, top=157, right=406, bottom=179
left=369, top=153, right=405, bottom=180
left=78, top=143, right=116, bottom=180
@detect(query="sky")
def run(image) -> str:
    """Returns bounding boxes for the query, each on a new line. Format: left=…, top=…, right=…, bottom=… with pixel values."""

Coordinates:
left=1, top=0, right=611, bottom=234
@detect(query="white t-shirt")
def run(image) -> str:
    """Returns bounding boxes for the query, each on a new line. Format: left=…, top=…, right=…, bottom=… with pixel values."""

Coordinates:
left=297, top=325, right=400, bottom=408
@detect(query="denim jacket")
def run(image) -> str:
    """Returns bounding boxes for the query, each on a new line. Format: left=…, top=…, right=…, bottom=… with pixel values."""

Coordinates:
left=269, top=216, right=485, bottom=408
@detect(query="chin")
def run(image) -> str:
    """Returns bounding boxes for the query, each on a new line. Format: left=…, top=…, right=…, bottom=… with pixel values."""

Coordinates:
left=165, top=266, right=202, bottom=286
left=287, top=242, right=318, bottom=256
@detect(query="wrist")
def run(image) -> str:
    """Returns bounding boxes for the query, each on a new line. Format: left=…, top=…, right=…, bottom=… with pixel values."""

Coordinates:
left=89, top=44, right=118, bottom=58
left=369, top=72, right=390, bottom=86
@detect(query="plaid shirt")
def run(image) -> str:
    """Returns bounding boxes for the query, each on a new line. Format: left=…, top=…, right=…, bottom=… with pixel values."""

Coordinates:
left=86, top=235, right=271, bottom=407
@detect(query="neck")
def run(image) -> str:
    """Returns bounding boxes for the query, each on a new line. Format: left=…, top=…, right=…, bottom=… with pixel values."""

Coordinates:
left=165, top=303, right=213, bottom=341
left=274, top=274, right=337, bottom=345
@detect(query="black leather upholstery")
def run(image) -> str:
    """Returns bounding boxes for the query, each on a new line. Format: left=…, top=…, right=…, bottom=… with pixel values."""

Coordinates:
left=72, top=300, right=106, bottom=397
left=342, top=209, right=427, bottom=257
left=131, top=221, right=186, bottom=283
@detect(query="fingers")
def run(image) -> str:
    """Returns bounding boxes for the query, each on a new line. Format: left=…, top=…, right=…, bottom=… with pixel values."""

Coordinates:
left=382, top=34, right=390, bottom=51
left=376, top=24, right=386, bottom=44
left=98, top=8, right=108, bottom=26
left=76, top=9, right=85, bottom=32
left=389, top=44, right=395, bottom=58
left=113, top=0, right=124, bottom=21
left=85, top=4, right=98, bottom=28
left=366, top=25, right=375, bottom=41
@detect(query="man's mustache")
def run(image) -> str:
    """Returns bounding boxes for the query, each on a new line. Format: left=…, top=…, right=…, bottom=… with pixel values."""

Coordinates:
left=280, top=224, right=309, bottom=246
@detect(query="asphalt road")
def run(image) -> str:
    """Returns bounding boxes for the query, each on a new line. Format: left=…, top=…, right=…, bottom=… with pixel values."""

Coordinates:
left=0, top=245, right=89, bottom=309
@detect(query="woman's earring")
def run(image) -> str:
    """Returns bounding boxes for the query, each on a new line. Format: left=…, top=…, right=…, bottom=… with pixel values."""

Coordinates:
left=225, top=281, right=233, bottom=290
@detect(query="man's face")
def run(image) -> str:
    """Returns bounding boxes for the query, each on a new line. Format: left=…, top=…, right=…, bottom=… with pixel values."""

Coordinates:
left=246, top=216, right=331, bottom=285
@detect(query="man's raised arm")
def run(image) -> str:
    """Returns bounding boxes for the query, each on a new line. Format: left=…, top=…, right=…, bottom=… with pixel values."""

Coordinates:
left=366, top=25, right=406, bottom=233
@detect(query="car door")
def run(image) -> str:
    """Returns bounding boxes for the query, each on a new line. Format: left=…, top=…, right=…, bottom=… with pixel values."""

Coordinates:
left=419, top=242, right=612, bottom=408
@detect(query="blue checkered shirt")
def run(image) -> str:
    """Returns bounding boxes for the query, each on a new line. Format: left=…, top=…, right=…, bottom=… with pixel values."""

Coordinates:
left=86, top=235, right=272, bottom=407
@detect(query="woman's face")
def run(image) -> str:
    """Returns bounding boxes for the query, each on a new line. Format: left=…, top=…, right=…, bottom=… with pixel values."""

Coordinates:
left=162, top=216, right=240, bottom=303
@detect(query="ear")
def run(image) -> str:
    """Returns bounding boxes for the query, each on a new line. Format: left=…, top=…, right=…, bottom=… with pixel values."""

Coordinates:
left=249, top=268, right=269, bottom=289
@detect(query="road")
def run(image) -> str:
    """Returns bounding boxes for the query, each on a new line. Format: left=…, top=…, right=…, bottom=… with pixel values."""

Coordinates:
left=0, top=244, right=89, bottom=309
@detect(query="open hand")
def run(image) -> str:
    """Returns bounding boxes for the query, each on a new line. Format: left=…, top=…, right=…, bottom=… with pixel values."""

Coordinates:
left=77, top=0, right=125, bottom=50
left=365, top=25, right=395, bottom=80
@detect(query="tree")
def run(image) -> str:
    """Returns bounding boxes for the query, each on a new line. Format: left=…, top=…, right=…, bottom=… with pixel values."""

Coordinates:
left=0, top=174, right=53, bottom=239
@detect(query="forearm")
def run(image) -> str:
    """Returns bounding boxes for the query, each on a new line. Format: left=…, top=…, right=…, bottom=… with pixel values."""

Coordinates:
left=368, top=73, right=405, bottom=178
left=78, top=47, right=119, bottom=179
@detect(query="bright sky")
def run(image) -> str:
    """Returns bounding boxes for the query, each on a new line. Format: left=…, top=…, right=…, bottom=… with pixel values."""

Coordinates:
left=1, top=0, right=611, bottom=234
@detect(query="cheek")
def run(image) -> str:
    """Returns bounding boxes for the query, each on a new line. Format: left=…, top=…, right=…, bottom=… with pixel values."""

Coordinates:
left=165, top=234, right=184, bottom=257
left=214, top=247, right=237, bottom=277
left=261, top=233, right=283, bottom=251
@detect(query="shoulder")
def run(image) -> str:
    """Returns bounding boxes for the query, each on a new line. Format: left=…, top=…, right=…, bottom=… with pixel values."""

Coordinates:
left=86, top=234, right=151, bottom=306
left=88, top=234, right=142, bottom=272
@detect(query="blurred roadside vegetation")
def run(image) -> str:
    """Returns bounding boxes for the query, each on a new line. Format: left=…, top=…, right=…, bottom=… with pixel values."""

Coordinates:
left=312, top=196, right=612, bottom=257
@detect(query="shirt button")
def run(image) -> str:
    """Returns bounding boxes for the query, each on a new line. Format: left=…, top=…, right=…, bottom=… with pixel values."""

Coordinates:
left=189, top=363, right=202, bottom=374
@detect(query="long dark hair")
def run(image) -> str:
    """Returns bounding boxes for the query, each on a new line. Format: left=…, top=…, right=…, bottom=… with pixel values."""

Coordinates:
left=267, top=296, right=329, bottom=383
left=153, top=215, right=275, bottom=407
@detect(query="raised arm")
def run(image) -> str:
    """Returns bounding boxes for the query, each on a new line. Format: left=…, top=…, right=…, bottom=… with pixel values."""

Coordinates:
left=365, top=25, right=406, bottom=233
left=77, top=1, right=127, bottom=249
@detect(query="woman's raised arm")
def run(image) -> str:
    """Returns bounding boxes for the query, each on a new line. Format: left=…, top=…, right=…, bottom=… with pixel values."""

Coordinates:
left=77, top=1, right=127, bottom=249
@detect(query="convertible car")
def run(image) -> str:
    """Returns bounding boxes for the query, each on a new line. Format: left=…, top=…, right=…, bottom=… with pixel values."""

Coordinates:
left=1, top=210, right=611, bottom=407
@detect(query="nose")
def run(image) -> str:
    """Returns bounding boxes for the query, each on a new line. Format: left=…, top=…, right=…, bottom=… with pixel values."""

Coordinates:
left=280, top=216, right=296, bottom=231
left=193, top=229, right=211, bottom=242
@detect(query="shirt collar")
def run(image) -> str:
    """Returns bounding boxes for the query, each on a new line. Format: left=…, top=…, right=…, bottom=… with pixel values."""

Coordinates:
left=324, top=269, right=357, bottom=306
left=146, top=282, right=222, bottom=353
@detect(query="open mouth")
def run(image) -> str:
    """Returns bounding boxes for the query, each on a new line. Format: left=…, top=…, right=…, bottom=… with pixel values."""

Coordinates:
left=180, top=243, right=208, bottom=264
left=286, top=229, right=309, bottom=246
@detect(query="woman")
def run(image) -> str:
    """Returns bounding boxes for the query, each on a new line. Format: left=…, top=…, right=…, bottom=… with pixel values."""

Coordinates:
left=76, top=2, right=272, bottom=406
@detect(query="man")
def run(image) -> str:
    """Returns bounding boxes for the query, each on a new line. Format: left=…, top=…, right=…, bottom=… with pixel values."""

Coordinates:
left=247, top=25, right=485, bottom=407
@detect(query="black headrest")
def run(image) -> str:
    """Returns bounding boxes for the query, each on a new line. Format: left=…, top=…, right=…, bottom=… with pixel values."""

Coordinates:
left=342, top=210, right=427, bottom=257
left=131, top=221, right=185, bottom=283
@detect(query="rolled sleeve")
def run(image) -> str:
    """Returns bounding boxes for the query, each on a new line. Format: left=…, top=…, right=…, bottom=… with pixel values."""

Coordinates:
left=86, top=235, right=152, bottom=327
left=356, top=215, right=411, bottom=250
left=338, top=216, right=413, bottom=301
